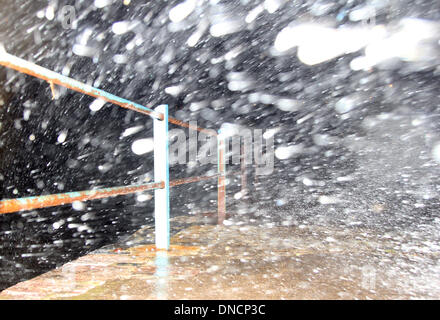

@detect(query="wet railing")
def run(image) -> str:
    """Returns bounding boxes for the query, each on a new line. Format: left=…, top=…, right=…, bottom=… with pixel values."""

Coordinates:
left=0, top=49, right=229, bottom=250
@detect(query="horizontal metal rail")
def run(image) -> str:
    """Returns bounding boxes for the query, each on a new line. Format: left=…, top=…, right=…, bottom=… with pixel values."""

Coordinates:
left=0, top=172, right=238, bottom=215
left=0, top=49, right=161, bottom=119
left=0, top=181, right=164, bottom=215
left=170, top=173, right=221, bottom=187
left=0, top=49, right=216, bottom=136
left=168, top=118, right=217, bottom=137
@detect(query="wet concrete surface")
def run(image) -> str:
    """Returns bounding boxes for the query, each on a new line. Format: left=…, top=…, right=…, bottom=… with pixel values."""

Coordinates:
left=0, top=214, right=439, bottom=300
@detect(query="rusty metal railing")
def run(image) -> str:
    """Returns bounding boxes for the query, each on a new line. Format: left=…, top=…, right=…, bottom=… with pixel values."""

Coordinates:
left=0, top=49, right=229, bottom=250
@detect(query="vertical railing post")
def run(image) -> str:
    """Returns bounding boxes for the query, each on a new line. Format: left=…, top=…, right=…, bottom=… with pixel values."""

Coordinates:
left=154, top=104, right=170, bottom=250
left=217, top=130, right=226, bottom=224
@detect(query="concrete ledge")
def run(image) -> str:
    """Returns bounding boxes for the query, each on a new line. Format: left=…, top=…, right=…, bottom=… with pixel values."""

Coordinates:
left=1, top=216, right=439, bottom=299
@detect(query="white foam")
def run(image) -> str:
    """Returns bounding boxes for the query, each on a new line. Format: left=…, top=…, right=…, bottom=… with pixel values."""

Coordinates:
left=274, top=22, right=386, bottom=65
left=122, top=126, right=143, bottom=137
left=94, top=0, right=114, bottom=8
left=72, top=44, right=97, bottom=57
left=165, top=85, right=183, bottom=96
left=169, top=0, right=197, bottom=23
left=275, top=144, right=303, bottom=160
left=72, top=201, right=86, bottom=211
left=137, top=193, right=152, bottom=202
left=210, top=20, right=243, bottom=37
left=45, top=5, right=55, bottom=21
left=275, top=98, right=300, bottom=112
left=112, top=21, right=132, bottom=35
left=264, top=0, right=285, bottom=14
left=89, top=99, right=106, bottom=112
left=57, top=131, right=67, bottom=143
left=318, top=195, right=342, bottom=204
left=113, top=54, right=128, bottom=64
left=131, top=138, right=154, bottom=155
left=245, top=5, right=264, bottom=23
left=354, top=18, right=439, bottom=71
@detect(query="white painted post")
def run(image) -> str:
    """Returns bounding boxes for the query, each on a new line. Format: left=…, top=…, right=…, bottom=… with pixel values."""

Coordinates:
left=154, top=104, right=170, bottom=250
